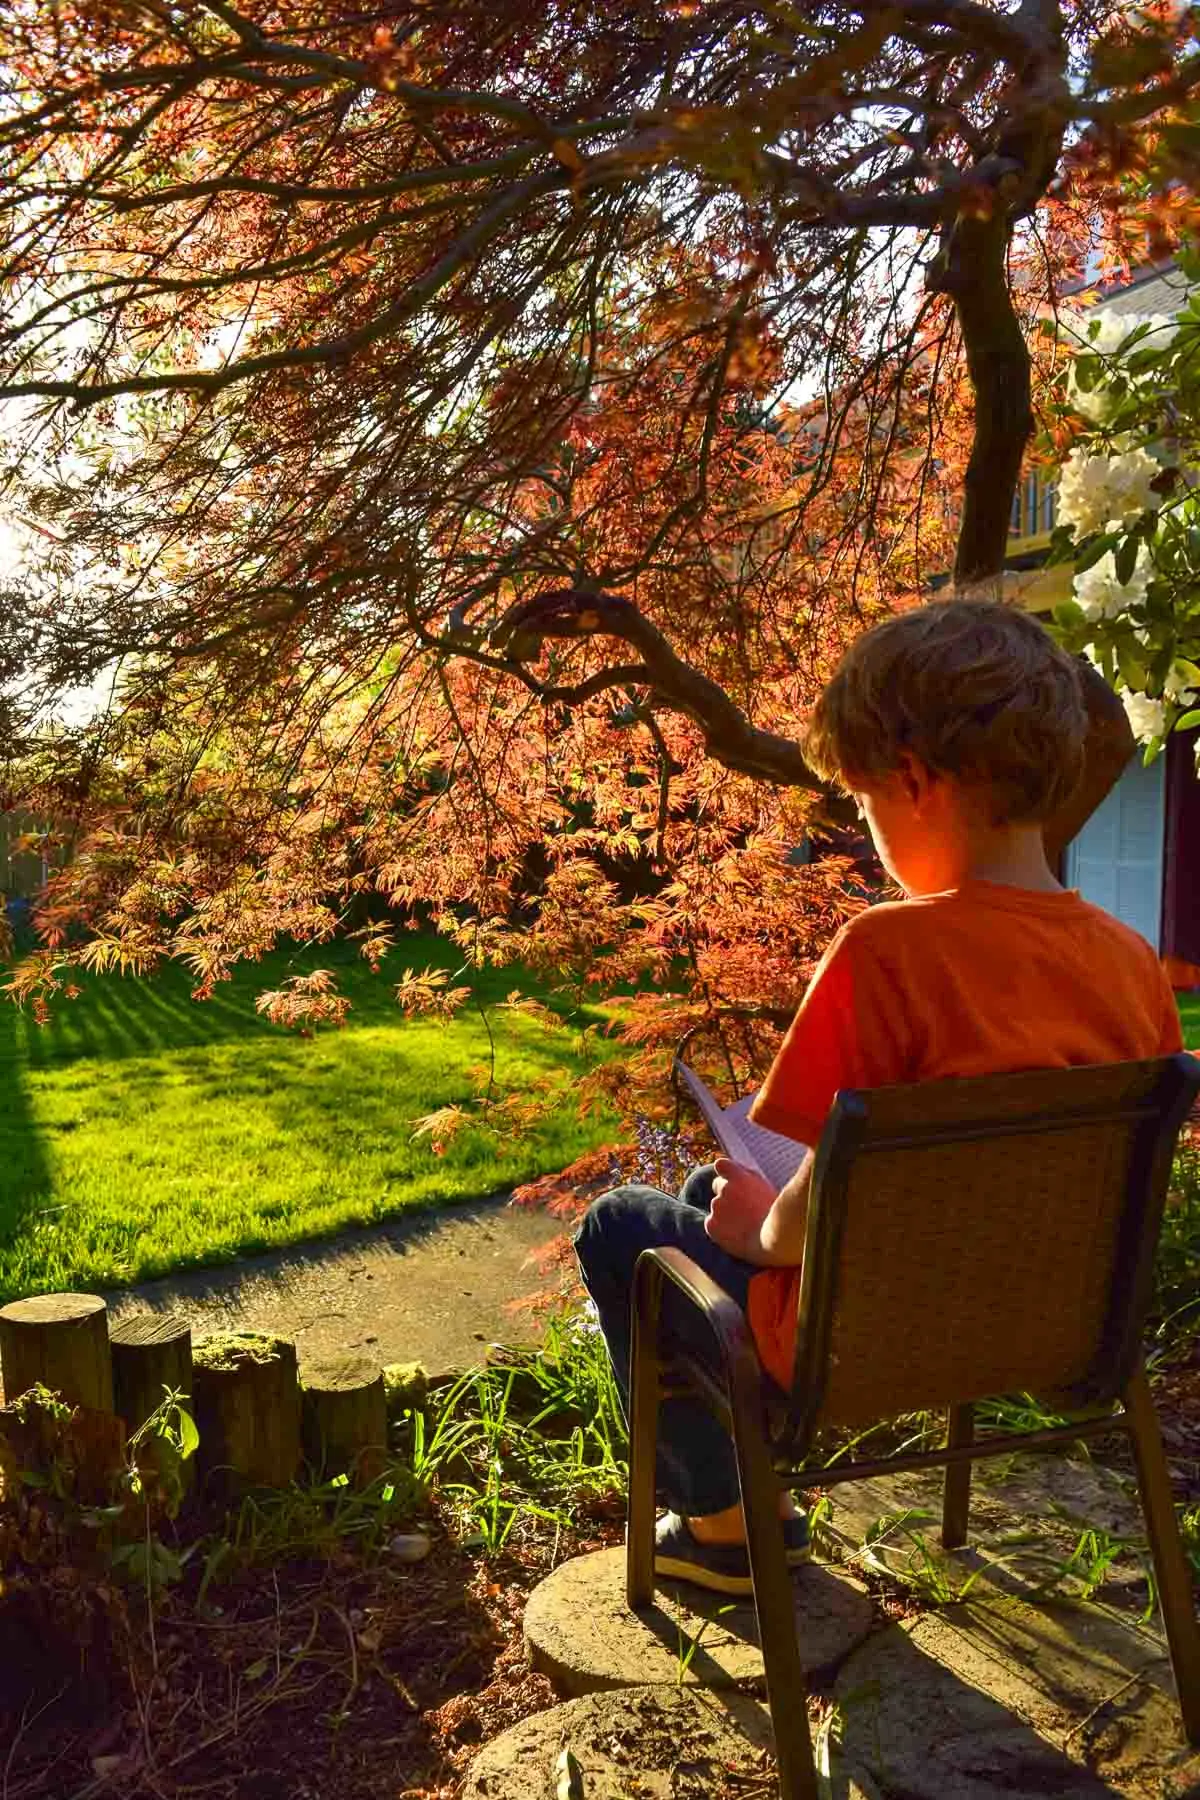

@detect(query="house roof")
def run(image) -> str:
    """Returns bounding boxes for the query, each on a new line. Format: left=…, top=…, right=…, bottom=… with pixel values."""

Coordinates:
left=1091, top=264, right=1191, bottom=317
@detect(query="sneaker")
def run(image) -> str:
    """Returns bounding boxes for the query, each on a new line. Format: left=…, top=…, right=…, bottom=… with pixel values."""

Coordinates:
left=650, top=1511, right=811, bottom=1596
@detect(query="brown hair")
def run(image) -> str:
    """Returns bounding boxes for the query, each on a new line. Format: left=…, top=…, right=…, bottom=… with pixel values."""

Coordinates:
left=805, top=599, right=1087, bottom=824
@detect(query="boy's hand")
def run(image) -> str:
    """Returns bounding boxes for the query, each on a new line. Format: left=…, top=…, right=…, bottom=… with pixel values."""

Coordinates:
left=705, top=1157, right=778, bottom=1262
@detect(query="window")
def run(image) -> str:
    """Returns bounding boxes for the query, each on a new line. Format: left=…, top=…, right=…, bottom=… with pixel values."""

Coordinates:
left=1009, top=468, right=1056, bottom=543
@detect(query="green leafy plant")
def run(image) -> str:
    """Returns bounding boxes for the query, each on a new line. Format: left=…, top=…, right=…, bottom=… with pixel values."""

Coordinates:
left=219, top=1467, right=423, bottom=1568
left=400, top=1309, right=626, bottom=1551
left=1152, top=1138, right=1200, bottom=1355
left=1046, top=263, right=1200, bottom=763
left=1026, top=1524, right=1135, bottom=1608
left=1178, top=1503, right=1200, bottom=1582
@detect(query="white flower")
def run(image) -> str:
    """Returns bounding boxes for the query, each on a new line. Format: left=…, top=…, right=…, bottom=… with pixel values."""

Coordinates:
left=1058, top=309, right=1178, bottom=357
left=1058, top=445, right=1162, bottom=536
left=1123, top=690, right=1165, bottom=743
left=1066, top=365, right=1118, bottom=425
left=1060, top=309, right=1179, bottom=423
left=1073, top=543, right=1153, bottom=621
left=1164, top=668, right=1197, bottom=707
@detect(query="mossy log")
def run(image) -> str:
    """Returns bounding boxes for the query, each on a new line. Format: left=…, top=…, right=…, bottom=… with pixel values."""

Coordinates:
left=302, top=1355, right=388, bottom=1484
left=192, top=1332, right=300, bottom=1489
left=110, top=1312, right=193, bottom=1432
left=382, top=1361, right=428, bottom=1419
left=0, top=1293, right=113, bottom=1412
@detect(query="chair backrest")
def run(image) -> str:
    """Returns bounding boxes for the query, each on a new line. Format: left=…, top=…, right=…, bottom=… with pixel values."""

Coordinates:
left=782, top=1055, right=1200, bottom=1456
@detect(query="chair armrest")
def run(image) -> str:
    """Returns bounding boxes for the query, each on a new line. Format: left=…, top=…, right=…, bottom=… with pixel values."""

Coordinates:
left=632, top=1246, right=763, bottom=1378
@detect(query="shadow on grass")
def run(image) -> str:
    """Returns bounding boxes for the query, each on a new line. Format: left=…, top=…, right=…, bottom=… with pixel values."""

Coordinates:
left=0, top=947, right=618, bottom=1301
left=11, top=966, right=278, bottom=1070
left=0, top=1001, right=52, bottom=1284
left=1, top=935, right=615, bottom=1071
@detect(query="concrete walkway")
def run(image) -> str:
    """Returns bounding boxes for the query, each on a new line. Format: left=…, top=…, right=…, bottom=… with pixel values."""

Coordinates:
left=105, top=1195, right=563, bottom=1377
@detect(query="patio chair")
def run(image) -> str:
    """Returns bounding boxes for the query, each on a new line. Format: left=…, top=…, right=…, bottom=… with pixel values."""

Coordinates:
left=626, top=1054, right=1200, bottom=1800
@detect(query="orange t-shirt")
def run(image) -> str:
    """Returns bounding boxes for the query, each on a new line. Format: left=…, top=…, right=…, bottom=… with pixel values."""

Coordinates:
left=745, top=880, right=1184, bottom=1390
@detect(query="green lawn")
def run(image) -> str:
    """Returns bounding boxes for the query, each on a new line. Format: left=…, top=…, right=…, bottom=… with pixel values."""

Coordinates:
left=0, top=937, right=620, bottom=1303
left=1178, top=991, right=1200, bottom=1047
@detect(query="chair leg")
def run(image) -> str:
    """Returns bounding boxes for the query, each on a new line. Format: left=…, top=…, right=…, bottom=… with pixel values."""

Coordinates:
left=626, top=1255, right=662, bottom=1610
left=1123, top=1362, right=1200, bottom=1746
left=941, top=1403, right=974, bottom=1550
left=731, top=1377, right=820, bottom=1800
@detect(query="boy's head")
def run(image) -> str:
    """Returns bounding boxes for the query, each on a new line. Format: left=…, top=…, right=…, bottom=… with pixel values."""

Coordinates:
left=804, top=599, right=1087, bottom=828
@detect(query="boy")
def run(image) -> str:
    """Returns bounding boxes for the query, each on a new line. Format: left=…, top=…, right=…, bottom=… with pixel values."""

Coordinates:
left=575, top=599, right=1184, bottom=1595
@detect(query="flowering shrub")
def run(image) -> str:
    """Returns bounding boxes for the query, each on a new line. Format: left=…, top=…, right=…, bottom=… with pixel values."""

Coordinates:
left=1047, top=252, right=1200, bottom=761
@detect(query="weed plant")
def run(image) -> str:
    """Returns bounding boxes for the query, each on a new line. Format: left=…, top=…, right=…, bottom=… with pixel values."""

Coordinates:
left=401, top=1309, right=627, bottom=1552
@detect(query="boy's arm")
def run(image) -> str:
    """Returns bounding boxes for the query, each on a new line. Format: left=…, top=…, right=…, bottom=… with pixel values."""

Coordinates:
left=707, top=917, right=908, bottom=1267
left=759, top=1152, right=816, bottom=1263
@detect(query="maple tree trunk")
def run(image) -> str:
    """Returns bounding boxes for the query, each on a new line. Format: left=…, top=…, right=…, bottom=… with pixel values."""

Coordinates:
left=939, top=212, right=1134, bottom=849
left=940, top=212, right=1033, bottom=590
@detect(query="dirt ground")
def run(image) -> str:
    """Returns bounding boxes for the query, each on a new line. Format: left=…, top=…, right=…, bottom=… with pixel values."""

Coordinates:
left=0, top=1497, right=623, bottom=1800
left=105, top=1196, right=567, bottom=1378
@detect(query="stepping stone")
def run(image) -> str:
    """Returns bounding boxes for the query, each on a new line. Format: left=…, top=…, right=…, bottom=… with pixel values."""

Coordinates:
left=461, top=1684, right=779, bottom=1799
left=832, top=1596, right=1196, bottom=1799
left=817, top=1462, right=1157, bottom=1620
left=524, top=1545, right=873, bottom=1696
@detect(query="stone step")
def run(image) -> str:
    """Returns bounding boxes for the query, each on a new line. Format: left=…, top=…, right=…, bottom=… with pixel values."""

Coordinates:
left=523, top=1544, right=874, bottom=1696
left=817, top=1462, right=1200, bottom=1798
left=461, top=1684, right=780, bottom=1799
left=511, top=1457, right=1200, bottom=1795
left=832, top=1599, right=1199, bottom=1800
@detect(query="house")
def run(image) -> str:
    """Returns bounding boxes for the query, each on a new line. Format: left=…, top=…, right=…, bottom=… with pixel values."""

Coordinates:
left=1001, top=261, right=1200, bottom=988
left=0, top=811, right=50, bottom=902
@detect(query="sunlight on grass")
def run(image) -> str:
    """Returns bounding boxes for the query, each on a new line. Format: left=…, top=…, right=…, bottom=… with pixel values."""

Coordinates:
left=0, top=937, right=620, bottom=1301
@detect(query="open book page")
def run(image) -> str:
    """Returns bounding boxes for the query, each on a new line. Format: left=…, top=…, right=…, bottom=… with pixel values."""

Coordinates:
left=674, top=1061, right=809, bottom=1191
left=721, top=1095, right=810, bottom=1191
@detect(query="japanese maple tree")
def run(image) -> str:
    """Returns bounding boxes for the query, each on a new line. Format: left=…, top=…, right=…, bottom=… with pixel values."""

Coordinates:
left=0, top=0, right=1196, bottom=1109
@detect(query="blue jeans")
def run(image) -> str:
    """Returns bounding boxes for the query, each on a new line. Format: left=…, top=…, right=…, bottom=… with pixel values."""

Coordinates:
left=574, top=1164, right=757, bottom=1516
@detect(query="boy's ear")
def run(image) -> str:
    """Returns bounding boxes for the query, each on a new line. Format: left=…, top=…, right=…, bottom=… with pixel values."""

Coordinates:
left=896, top=753, right=939, bottom=810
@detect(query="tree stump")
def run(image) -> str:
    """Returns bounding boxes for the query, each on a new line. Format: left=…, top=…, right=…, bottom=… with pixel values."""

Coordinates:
left=192, top=1333, right=300, bottom=1490
left=0, top=1293, right=113, bottom=1412
left=110, top=1313, right=194, bottom=1431
left=111, top=1312, right=195, bottom=1497
left=301, top=1355, right=389, bottom=1484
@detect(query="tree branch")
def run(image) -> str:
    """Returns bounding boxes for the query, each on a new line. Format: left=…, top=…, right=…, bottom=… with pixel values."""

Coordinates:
left=0, top=169, right=566, bottom=405
left=492, top=589, right=823, bottom=789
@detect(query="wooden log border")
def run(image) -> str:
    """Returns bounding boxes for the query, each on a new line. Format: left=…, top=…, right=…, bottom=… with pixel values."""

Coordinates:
left=0, top=1293, right=417, bottom=1497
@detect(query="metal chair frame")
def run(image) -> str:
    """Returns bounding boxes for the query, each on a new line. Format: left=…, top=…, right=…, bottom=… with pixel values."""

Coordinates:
left=626, top=1054, right=1200, bottom=1800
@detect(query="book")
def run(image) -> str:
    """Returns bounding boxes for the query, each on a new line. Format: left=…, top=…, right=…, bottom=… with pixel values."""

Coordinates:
left=673, top=1059, right=809, bottom=1192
